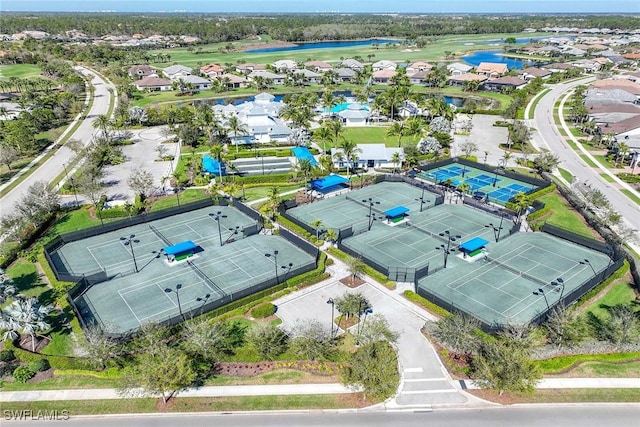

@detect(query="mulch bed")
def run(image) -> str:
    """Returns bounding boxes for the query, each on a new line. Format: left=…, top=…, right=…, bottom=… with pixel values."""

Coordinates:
left=339, top=276, right=365, bottom=288
left=16, top=335, right=50, bottom=353
left=213, top=361, right=343, bottom=377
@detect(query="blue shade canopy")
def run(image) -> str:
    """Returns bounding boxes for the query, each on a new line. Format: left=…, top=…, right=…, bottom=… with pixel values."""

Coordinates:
left=459, top=237, right=489, bottom=252
left=163, top=240, right=197, bottom=256
left=202, top=155, right=226, bottom=175
left=291, top=147, right=319, bottom=166
left=310, top=174, right=349, bottom=191
left=384, top=206, right=409, bottom=218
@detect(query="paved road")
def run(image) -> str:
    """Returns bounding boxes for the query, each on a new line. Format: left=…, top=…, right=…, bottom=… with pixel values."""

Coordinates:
left=3, top=405, right=639, bottom=426
left=531, top=78, right=640, bottom=244
left=0, top=66, right=114, bottom=217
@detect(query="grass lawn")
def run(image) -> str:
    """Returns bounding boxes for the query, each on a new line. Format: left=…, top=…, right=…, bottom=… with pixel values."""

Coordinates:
left=0, top=393, right=370, bottom=415
left=583, top=280, right=638, bottom=319
left=473, top=388, right=640, bottom=404
left=0, top=373, right=122, bottom=391
left=580, top=154, right=597, bottom=168
left=0, top=64, right=42, bottom=80
left=592, top=154, right=615, bottom=168
left=534, top=352, right=640, bottom=373
left=341, top=126, right=420, bottom=148
left=48, top=207, right=118, bottom=236
left=535, top=192, right=598, bottom=239
left=621, top=189, right=640, bottom=206
left=564, top=360, right=640, bottom=378
left=149, top=189, right=211, bottom=211
left=240, top=184, right=302, bottom=201
left=558, top=167, right=573, bottom=183
left=600, top=173, right=615, bottom=183
left=526, top=88, right=551, bottom=120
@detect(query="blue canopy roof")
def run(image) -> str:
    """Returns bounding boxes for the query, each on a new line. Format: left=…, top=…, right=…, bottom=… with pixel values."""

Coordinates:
left=459, top=237, right=489, bottom=252
left=291, top=147, right=319, bottom=166
left=384, top=206, right=409, bottom=218
left=163, top=240, right=197, bottom=256
left=310, top=174, right=349, bottom=191
left=202, top=155, right=226, bottom=175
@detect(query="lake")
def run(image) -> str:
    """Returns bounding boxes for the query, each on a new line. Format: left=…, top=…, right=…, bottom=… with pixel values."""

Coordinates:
left=461, top=50, right=535, bottom=70
left=246, top=38, right=401, bottom=53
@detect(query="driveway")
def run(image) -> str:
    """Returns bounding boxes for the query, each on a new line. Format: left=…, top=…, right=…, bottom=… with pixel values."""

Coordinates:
left=453, top=114, right=514, bottom=168
left=274, top=271, right=471, bottom=408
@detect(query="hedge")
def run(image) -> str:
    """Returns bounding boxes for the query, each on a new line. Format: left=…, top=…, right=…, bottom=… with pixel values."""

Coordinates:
left=527, top=183, right=556, bottom=200
left=251, top=303, right=276, bottom=318
left=326, top=247, right=396, bottom=290
left=403, top=290, right=451, bottom=318
left=3, top=341, right=94, bottom=370
left=236, top=173, right=297, bottom=185
left=526, top=205, right=551, bottom=222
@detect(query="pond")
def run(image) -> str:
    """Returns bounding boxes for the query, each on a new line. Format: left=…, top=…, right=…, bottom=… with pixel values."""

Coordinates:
left=246, top=38, right=401, bottom=53
left=461, top=50, right=535, bottom=70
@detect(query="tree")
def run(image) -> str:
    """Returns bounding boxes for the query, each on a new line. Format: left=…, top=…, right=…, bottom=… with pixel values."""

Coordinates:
left=310, top=219, right=324, bottom=240
left=391, top=151, right=401, bottom=173
left=333, top=138, right=361, bottom=178
left=80, top=324, right=123, bottom=370
left=1, top=297, right=52, bottom=352
left=429, top=116, right=451, bottom=134
left=334, top=292, right=371, bottom=320
left=544, top=304, right=585, bottom=348
left=533, top=150, right=561, bottom=173
left=354, top=314, right=399, bottom=346
left=428, top=313, right=481, bottom=357
left=92, top=114, right=111, bottom=137
left=290, top=319, right=337, bottom=361
left=245, top=323, right=288, bottom=360
left=0, top=269, right=17, bottom=313
left=120, top=344, right=197, bottom=405
left=386, top=121, right=405, bottom=148
left=471, top=337, right=541, bottom=395
left=598, top=304, right=640, bottom=345
left=460, top=142, right=479, bottom=159
left=0, top=144, right=19, bottom=171
left=127, top=169, right=155, bottom=201
left=346, top=257, right=366, bottom=282
left=508, top=120, right=531, bottom=150
left=181, top=320, right=231, bottom=363
left=323, top=228, right=338, bottom=245
left=343, top=341, right=399, bottom=400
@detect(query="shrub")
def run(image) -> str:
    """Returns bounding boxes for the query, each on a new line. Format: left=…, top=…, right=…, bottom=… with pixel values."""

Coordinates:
left=0, top=349, right=16, bottom=362
left=29, top=358, right=51, bottom=372
left=251, top=303, right=277, bottom=318
left=13, top=365, right=36, bottom=383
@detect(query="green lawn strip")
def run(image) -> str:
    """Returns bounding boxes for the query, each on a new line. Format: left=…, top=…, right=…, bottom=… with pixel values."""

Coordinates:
left=47, top=207, right=121, bottom=236
left=0, top=372, right=122, bottom=392
left=526, top=88, right=551, bottom=120
left=558, top=167, right=573, bottom=183
left=535, top=192, right=598, bottom=238
left=600, top=173, right=615, bottom=183
left=620, top=189, right=640, bottom=206
left=0, top=64, right=44, bottom=80
left=582, top=281, right=638, bottom=319
left=240, top=185, right=302, bottom=202
left=534, top=352, right=640, bottom=373
left=579, top=154, right=597, bottom=168
left=403, top=290, right=451, bottom=318
left=341, top=126, right=419, bottom=147
left=560, top=360, right=640, bottom=378
left=569, top=127, right=584, bottom=138
left=149, top=189, right=211, bottom=211
left=485, top=388, right=640, bottom=404
left=0, top=394, right=366, bottom=415
left=592, top=154, right=616, bottom=169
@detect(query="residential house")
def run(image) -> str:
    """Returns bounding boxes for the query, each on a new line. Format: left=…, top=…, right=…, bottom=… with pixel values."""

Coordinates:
left=448, top=73, right=487, bottom=87
left=236, top=63, right=266, bottom=74
left=304, top=61, right=333, bottom=73
left=338, top=104, right=371, bottom=126
left=162, top=64, right=193, bottom=81
left=406, top=61, right=433, bottom=74
left=200, top=64, right=225, bottom=78
left=475, top=62, right=508, bottom=78
left=333, top=68, right=356, bottom=82
left=483, top=77, right=528, bottom=92
left=135, top=76, right=173, bottom=91
left=591, top=79, right=640, bottom=100
left=293, top=69, right=321, bottom=84
left=214, top=73, right=248, bottom=89
left=542, top=62, right=576, bottom=73
left=331, top=144, right=403, bottom=169
left=570, top=59, right=601, bottom=73
left=408, top=71, right=430, bottom=85
left=340, top=59, right=365, bottom=71
left=447, top=62, right=474, bottom=76
left=181, top=75, right=211, bottom=91
left=518, top=67, right=552, bottom=80
left=273, top=59, right=297, bottom=73
left=371, top=70, right=397, bottom=84
left=372, top=60, right=397, bottom=71
left=128, top=65, right=155, bottom=80
left=248, top=70, right=286, bottom=86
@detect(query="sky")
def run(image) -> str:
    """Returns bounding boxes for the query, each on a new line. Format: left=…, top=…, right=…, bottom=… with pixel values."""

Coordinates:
left=1, top=0, right=638, bottom=14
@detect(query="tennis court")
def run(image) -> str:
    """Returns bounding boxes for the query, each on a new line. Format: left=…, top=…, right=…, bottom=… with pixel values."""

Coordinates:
left=418, top=162, right=538, bottom=205
left=287, top=182, right=439, bottom=232
left=417, top=232, right=612, bottom=326
left=52, top=206, right=316, bottom=334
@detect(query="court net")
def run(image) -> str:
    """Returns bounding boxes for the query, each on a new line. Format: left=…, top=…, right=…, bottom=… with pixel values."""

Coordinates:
left=345, top=194, right=385, bottom=215
left=404, top=222, right=450, bottom=244
left=187, top=260, right=226, bottom=297
left=149, top=225, right=173, bottom=246
left=485, top=256, right=547, bottom=286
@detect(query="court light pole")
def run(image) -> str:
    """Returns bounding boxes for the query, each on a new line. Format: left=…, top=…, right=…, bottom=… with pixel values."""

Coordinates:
left=363, top=198, right=380, bottom=231
left=579, top=259, right=597, bottom=278
left=533, top=287, right=550, bottom=310
left=280, top=262, right=294, bottom=283
left=209, top=211, right=227, bottom=246
left=327, top=297, right=335, bottom=337
left=436, top=230, right=461, bottom=268
left=196, top=293, right=211, bottom=316
left=414, top=185, right=427, bottom=212
left=264, top=249, right=280, bottom=284
left=485, top=214, right=505, bottom=243
left=164, top=284, right=185, bottom=321
left=120, top=234, right=140, bottom=273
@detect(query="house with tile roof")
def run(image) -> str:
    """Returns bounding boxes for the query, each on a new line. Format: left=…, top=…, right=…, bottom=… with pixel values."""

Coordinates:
left=128, top=65, right=156, bottom=80
left=200, top=64, right=225, bottom=77
left=475, top=62, right=508, bottom=78
left=483, top=77, right=528, bottom=92
left=162, top=64, right=193, bottom=81
left=135, top=76, right=173, bottom=91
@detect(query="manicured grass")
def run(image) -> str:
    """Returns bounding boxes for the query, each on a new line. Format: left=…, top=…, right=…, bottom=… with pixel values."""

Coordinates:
left=558, top=167, right=573, bottom=184
left=241, top=185, right=302, bottom=201
left=535, top=192, right=598, bottom=238
left=49, top=207, right=119, bottom=235
left=341, top=126, right=419, bottom=148
left=600, top=173, right=615, bottom=183
left=583, top=281, right=638, bottom=319
left=0, top=394, right=369, bottom=415
left=580, top=154, right=597, bottom=168
left=534, top=352, right=640, bottom=373
left=5, top=258, right=48, bottom=301
left=149, top=189, right=211, bottom=211
left=0, top=373, right=121, bottom=391
left=525, top=88, right=550, bottom=120
left=476, top=388, right=640, bottom=404
left=621, top=189, right=640, bottom=206
left=0, top=64, right=43, bottom=80
left=592, top=154, right=615, bottom=168
left=565, top=360, right=640, bottom=377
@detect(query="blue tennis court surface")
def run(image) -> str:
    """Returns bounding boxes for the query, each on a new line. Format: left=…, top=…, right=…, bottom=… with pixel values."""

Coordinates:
left=488, top=183, right=532, bottom=202
left=425, top=166, right=464, bottom=182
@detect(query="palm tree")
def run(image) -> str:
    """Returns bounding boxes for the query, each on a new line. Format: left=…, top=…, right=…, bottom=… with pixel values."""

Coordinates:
left=325, top=119, right=343, bottom=146
left=0, top=270, right=17, bottom=314
left=294, top=158, right=315, bottom=188
left=1, top=297, right=52, bottom=352
left=334, top=138, right=361, bottom=178
left=310, top=219, right=324, bottom=240
left=92, top=114, right=111, bottom=137
left=313, top=126, right=333, bottom=154
left=391, top=151, right=401, bottom=174
left=227, top=116, right=248, bottom=153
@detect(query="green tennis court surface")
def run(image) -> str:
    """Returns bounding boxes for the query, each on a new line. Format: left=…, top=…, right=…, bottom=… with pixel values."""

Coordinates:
left=418, top=232, right=612, bottom=326
left=52, top=206, right=316, bottom=334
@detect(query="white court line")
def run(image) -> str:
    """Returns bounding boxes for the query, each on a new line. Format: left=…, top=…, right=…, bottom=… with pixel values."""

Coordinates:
left=118, top=290, right=142, bottom=323
left=158, top=283, right=178, bottom=307
left=85, top=246, right=105, bottom=271
left=186, top=223, right=204, bottom=239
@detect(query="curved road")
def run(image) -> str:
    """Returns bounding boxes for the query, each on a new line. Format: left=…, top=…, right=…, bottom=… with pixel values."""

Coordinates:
left=3, top=405, right=639, bottom=426
left=0, top=66, right=114, bottom=217
left=531, top=77, right=640, bottom=243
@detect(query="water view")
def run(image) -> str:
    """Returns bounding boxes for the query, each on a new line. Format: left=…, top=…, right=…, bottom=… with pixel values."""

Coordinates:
left=246, top=38, right=400, bottom=53
left=461, top=50, right=535, bottom=70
